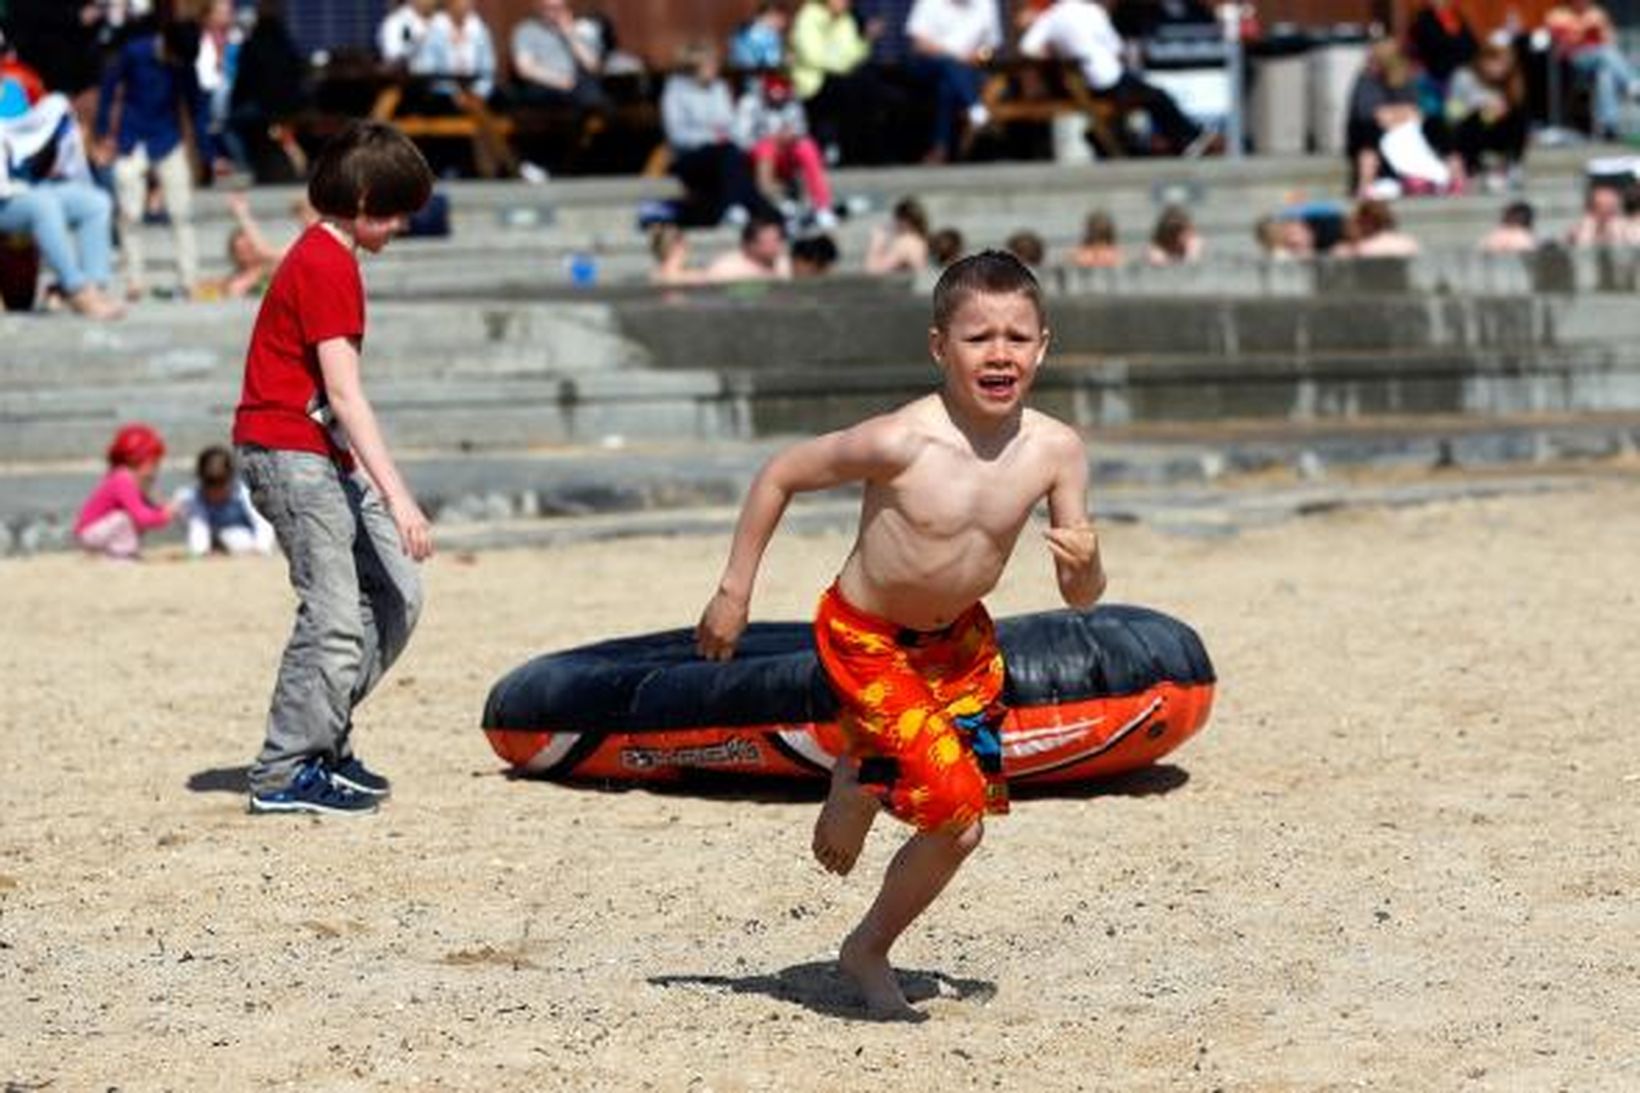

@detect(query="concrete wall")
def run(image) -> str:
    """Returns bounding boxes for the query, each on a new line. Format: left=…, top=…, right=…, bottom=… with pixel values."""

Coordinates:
left=6, top=274, right=1640, bottom=464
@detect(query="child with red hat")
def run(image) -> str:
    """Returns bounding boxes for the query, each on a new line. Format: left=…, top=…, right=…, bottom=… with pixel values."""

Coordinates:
left=73, top=422, right=180, bottom=558
left=733, top=70, right=837, bottom=229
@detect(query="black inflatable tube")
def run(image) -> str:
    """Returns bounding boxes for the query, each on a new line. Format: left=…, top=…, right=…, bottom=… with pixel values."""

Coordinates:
left=483, top=604, right=1214, bottom=735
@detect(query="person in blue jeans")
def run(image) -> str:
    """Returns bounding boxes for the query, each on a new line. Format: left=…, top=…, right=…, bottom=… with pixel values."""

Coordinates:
left=233, top=122, right=436, bottom=816
left=904, top=0, right=1002, bottom=162
left=0, top=92, right=123, bottom=319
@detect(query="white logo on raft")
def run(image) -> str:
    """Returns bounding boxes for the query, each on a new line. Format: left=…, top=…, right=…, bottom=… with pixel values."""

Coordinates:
left=1005, top=698, right=1167, bottom=769
left=620, top=737, right=763, bottom=771
left=1003, top=717, right=1109, bottom=758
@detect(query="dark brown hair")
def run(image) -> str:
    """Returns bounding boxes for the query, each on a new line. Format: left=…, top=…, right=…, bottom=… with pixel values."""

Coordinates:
left=893, top=197, right=929, bottom=238
left=1354, top=198, right=1396, bottom=238
left=931, top=249, right=1044, bottom=331
left=307, top=121, right=434, bottom=219
left=929, top=227, right=965, bottom=267
left=196, top=445, right=235, bottom=487
left=1005, top=229, right=1046, bottom=267
left=1151, top=205, right=1194, bottom=258
left=1081, top=210, right=1116, bottom=246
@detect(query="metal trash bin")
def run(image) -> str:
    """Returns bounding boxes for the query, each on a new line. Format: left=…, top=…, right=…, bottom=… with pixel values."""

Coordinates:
left=1307, top=26, right=1370, bottom=155
left=1249, top=29, right=1311, bottom=154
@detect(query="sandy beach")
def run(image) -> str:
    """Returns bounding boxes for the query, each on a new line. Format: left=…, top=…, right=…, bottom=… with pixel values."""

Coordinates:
left=2, top=472, right=1637, bottom=1091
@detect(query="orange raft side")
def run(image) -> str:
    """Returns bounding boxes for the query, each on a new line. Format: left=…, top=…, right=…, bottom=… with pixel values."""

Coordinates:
left=483, top=679, right=1214, bottom=785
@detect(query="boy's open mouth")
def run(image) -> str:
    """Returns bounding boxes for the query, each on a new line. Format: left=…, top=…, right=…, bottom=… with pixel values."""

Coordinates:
left=978, top=373, right=1018, bottom=397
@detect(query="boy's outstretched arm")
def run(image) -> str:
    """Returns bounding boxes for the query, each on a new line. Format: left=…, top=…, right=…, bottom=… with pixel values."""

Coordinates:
left=1043, top=428, right=1105, bottom=610
left=318, top=337, right=433, bottom=561
left=696, top=419, right=905, bottom=661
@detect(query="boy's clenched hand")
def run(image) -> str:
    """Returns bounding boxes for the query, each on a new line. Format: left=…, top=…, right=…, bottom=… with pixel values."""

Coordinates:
left=1045, top=525, right=1105, bottom=608
left=1044, top=524, right=1099, bottom=565
left=696, top=589, right=749, bottom=661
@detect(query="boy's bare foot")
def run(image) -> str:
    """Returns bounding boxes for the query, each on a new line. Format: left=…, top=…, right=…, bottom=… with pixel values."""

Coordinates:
left=812, top=759, right=878, bottom=876
left=839, top=930, right=922, bottom=1022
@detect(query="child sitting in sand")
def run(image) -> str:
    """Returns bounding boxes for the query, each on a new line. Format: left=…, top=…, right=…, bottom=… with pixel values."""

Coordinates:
left=176, top=445, right=275, bottom=556
left=74, top=423, right=180, bottom=559
left=696, top=250, right=1106, bottom=1020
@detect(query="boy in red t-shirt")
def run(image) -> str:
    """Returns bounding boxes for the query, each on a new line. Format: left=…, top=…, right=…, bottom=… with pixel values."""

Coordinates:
left=233, top=121, right=435, bottom=816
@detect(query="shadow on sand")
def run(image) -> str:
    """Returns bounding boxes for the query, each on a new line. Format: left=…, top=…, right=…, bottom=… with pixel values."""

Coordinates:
left=649, top=960, right=996, bottom=1023
left=1011, top=762, right=1190, bottom=800
left=186, top=766, right=252, bottom=794
left=197, top=762, right=1189, bottom=801
left=516, top=762, right=1190, bottom=804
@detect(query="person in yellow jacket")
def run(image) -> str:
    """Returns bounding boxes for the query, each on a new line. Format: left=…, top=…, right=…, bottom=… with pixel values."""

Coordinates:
left=789, top=0, right=904, bottom=165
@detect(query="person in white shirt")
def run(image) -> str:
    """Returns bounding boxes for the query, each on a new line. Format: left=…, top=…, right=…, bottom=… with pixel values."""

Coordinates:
left=1019, top=0, right=1205, bottom=155
left=417, top=0, right=498, bottom=100
left=195, top=0, right=242, bottom=174
left=378, top=0, right=437, bottom=67
left=904, top=0, right=1002, bottom=162
left=411, top=0, right=516, bottom=177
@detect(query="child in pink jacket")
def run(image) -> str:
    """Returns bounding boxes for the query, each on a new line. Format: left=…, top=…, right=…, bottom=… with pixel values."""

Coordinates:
left=74, top=423, right=179, bottom=558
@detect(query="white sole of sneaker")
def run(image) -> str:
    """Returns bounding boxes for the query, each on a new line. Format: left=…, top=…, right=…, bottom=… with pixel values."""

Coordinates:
left=247, top=797, right=378, bottom=816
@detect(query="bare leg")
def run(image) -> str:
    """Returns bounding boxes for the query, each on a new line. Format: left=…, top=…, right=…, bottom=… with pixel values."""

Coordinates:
left=840, top=821, right=982, bottom=1020
left=812, top=756, right=879, bottom=876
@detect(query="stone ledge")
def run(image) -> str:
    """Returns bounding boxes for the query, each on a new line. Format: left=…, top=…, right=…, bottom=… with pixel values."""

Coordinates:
left=2, top=420, right=1631, bottom=557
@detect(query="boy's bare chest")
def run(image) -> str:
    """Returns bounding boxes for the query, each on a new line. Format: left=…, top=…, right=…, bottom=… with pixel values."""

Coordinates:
left=880, top=451, right=1048, bottom=537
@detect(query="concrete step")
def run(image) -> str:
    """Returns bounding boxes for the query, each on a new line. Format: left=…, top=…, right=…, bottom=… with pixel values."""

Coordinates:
left=8, top=283, right=1640, bottom=387
left=116, top=145, right=1615, bottom=289
left=7, top=333, right=1639, bottom=463
left=1, top=417, right=1631, bottom=556
left=154, top=185, right=1598, bottom=279
left=0, top=299, right=654, bottom=389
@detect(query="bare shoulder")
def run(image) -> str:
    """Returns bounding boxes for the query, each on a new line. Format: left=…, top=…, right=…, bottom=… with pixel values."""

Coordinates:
left=1022, top=408, right=1086, bottom=458
left=832, top=398, right=938, bottom=476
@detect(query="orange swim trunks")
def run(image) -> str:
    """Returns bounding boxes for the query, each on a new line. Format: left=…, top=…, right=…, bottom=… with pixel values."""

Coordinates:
left=813, top=583, right=1009, bottom=833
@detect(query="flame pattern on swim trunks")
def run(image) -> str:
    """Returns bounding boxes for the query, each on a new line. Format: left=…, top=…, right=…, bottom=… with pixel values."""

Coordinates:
left=814, top=584, right=1009, bottom=832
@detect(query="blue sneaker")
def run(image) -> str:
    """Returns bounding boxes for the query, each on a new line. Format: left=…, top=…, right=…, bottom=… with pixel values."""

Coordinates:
left=330, top=755, right=391, bottom=798
left=249, top=759, right=378, bottom=816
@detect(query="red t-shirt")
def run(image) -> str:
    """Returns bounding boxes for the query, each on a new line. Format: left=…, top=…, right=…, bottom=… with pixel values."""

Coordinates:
left=232, top=225, right=365, bottom=465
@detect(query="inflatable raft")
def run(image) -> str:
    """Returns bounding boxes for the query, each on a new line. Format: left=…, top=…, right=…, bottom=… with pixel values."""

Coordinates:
left=482, top=604, right=1214, bottom=786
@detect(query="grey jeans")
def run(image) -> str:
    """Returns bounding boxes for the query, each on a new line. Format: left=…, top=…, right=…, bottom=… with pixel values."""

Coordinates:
left=239, top=447, right=423, bottom=793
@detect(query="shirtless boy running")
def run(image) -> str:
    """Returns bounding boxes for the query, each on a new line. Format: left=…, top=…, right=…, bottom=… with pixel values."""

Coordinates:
left=696, top=250, right=1106, bottom=1019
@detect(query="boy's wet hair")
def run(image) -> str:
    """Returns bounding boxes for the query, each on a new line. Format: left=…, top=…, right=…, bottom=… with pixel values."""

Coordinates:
left=931, top=249, right=1045, bottom=331
left=307, top=121, right=434, bottom=220
left=196, top=445, right=235, bottom=487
